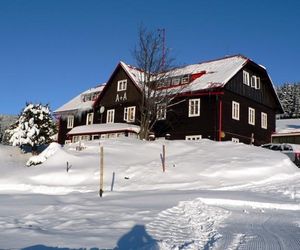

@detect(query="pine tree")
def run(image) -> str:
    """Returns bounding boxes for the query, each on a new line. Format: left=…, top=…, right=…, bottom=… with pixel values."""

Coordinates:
left=276, top=82, right=300, bottom=118
left=6, top=103, right=57, bottom=153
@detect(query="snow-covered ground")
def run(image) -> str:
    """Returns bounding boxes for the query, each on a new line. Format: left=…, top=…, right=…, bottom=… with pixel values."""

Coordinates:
left=0, top=138, right=300, bottom=249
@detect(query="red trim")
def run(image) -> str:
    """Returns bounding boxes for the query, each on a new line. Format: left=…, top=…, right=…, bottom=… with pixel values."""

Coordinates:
left=218, top=98, right=223, bottom=141
left=179, top=91, right=224, bottom=97
left=190, top=71, right=206, bottom=81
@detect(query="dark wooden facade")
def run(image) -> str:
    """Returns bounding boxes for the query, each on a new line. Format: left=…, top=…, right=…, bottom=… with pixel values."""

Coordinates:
left=56, top=55, right=283, bottom=145
left=56, top=109, right=93, bottom=144
left=144, top=61, right=281, bottom=145
left=93, top=64, right=142, bottom=126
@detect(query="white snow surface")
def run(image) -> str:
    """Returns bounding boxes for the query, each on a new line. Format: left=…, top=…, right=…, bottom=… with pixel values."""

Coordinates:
left=0, top=138, right=300, bottom=249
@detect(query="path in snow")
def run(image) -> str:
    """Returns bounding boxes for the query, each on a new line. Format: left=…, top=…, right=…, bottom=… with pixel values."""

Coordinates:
left=215, top=208, right=300, bottom=250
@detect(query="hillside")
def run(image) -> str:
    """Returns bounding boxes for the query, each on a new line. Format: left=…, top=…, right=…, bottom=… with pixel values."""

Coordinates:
left=0, top=138, right=300, bottom=249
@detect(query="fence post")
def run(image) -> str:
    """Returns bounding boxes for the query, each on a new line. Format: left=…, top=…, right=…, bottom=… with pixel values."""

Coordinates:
left=99, top=145, right=104, bottom=197
left=160, top=144, right=166, bottom=172
left=111, top=172, right=115, bottom=191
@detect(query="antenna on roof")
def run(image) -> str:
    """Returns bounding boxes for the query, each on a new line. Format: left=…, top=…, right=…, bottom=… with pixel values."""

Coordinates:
left=158, top=28, right=166, bottom=68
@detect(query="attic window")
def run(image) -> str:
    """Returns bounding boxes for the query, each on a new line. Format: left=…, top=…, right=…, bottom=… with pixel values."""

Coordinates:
left=181, top=75, right=190, bottom=84
left=172, top=77, right=181, bottom=85
left=117, top=79, right=127, bottom=91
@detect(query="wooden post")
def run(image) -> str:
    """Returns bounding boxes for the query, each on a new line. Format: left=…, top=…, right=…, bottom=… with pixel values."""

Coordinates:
left=99, top=145, right=104, bottom=197
left=160, top=144, right=166, bottom=172
left=111, top=172, right=115, bottom=191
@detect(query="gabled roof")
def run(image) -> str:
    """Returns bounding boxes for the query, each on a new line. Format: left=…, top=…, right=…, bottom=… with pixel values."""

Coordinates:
left=120, top=55, right=248, bottom=92
left=54, top=84, right=105, bottom=114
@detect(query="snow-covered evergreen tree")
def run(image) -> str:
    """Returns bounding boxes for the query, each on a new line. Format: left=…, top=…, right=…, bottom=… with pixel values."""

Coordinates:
left=276, top=82, right=300, bottom=118
left=6, top=103, right=57, bottom=153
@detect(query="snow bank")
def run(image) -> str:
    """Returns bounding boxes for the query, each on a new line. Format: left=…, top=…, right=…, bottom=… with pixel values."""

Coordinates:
left=26, top=142, right=62, bottom=166
left=1, top=138, right=299, bottom=195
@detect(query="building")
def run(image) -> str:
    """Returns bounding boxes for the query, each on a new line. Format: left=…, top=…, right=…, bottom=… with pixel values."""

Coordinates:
left=54, top=85, right=105, bottom=144
left=55, top=55, right=283, bottom=145
left=272, top=119, right=300, bottom=144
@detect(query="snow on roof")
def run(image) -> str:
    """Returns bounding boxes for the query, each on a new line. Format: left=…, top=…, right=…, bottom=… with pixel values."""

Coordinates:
left=54, top=84, right=105, bottom=114
left=170, top=55, right=247, bottom=92
left=275, top=119, right=300, bottom=134
left=121, top=55, right=248, bottom=93
left=120, top=61, right=145, bottom=88
left=67, top=123, right=140, bottom=135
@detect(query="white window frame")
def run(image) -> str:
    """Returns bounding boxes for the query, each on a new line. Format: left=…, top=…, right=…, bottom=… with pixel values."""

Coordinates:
left=65, top=139, right=72, bottom=144
left=232, top=137, right=239, bottom=143
left=185, top=135, right=202, bottom=141
left=72, top=135, right=80, bottom=143
left=86, top=112, right=94, bottom=125
left=157, top=103, right=167, bottom=120
left=188, top=98, right=200, bottom=117
left=255, top=77, right=261, bottom=89
left=232, top=101, right=240, bottom=121
left=243, top=70, right=250, bottom=86
left=248, top=107, right=255, bottom=125
left=251, top=75, right=256, bottom=88
left=261, top=112, right=268, bottom=129
left=67, top=115, right=74, bottom=129
left=117, top=79, right=127, bottom=91
left=124, top=106, right=136, bottom=123
left=106, top=109, right=115, bottom=123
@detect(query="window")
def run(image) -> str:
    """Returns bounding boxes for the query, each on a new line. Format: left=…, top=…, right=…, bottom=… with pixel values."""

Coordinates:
left=256, top=77, right=261, bottom=89
left=188, top=99, right=200, bottom=117
left=251, top=76, right=256, bottom=88
left=72, top=136, right=80, bottom=143
left=124, top=106, right=136, bottom=122
left=172, top=77, right=180, bottom=85
left=117, top=79, right=127, bottom=91
left=243, top=70, right=250, bottom=85
left=232, top=101, right=240, bottom=120
left=185, top=135, right=202, bottom=141
left=106, top=109, right=115, bottom=123
left=81, top=135, right=91, bottom=141
left=86, top=113, right=94, bottom=125
left=181, top=75, right=190, bottom=84
left=232, top=138, right=239, bottom=143
left=65, top=140, right=72, bottom=144
left=248, top=107, right=255, bottom=125
left=67, top=115, right=74, bottom=129
left=157, top=103, right=167, bottom=120
left=261, top=112, right=268, bottom=129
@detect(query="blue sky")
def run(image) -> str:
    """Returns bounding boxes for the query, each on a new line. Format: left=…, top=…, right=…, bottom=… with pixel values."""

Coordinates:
left=0, top=0, right=299, bottom=115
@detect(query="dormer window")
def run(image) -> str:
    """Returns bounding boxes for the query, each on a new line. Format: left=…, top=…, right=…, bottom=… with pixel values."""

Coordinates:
left=172, top=77, right=180, bottom=85
left=117, top=79, right=127, bottom=91
left=181, top=75, right=190, bottom=84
